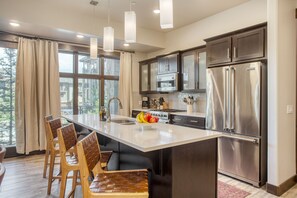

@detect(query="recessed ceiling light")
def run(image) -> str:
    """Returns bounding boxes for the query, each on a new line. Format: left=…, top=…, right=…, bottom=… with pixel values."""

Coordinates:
left=76, top=35, right=84, bottom=38
left=123, top=43, right=130, bottom=47
left=10, top=22, right=20, bottom=27
left=153, top=9, right=160, bottom=14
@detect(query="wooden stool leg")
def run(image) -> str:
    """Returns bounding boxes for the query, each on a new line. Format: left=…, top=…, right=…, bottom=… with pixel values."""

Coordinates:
left=47, top=153, right=55, bottom=195
left=43, top=148, right=50, bottom=178
left=59, top=169, right=68, bottom=198
left=71, top=170, right=78, bottom=198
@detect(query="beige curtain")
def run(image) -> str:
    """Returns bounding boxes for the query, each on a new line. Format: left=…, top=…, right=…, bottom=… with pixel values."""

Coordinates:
left=15, top=38, right=60, bottom=154
left=118, top=52, right=133, bottom=116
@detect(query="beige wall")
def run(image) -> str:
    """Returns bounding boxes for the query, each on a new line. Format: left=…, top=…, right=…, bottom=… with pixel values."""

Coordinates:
left=267, top=0, right=296, bottom=186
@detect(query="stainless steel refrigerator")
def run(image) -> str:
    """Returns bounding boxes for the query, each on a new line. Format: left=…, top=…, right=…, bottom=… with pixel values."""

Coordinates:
left=206, top=61, right=267, bottom=187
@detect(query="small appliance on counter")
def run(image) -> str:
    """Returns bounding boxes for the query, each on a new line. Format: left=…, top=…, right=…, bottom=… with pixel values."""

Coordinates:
left=141, top=96, right=150, bottom=109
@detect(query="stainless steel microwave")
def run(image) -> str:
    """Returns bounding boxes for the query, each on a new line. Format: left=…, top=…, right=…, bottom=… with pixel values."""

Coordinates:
left=157, top=73, right=179, bottom=92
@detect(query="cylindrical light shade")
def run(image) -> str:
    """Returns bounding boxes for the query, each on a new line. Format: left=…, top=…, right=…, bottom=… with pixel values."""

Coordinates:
left=125, top=11, right=136, bottom=43
left=103, top=26, right=114, bottom=52
left=90, top=37, right=98, bottom=59
left=159, top=0, right=173, bottom=29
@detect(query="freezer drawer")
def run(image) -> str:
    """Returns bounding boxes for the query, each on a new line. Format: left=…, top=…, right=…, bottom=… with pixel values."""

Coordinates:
left=218, top=136, right=260, bottom=185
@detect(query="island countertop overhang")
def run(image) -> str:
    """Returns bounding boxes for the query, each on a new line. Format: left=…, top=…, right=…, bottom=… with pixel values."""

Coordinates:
left=63, top=114, right=222, bottom=152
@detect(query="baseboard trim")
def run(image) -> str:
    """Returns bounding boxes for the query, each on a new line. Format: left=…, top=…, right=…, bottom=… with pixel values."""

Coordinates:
left=266, top=174, right=297, bottom=196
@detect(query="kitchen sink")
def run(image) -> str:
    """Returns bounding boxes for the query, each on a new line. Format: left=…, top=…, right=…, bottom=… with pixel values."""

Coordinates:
left=111, top=119, right=136, bottom=125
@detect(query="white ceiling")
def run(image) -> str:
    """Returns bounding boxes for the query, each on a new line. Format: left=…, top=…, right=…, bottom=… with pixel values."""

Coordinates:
left=0, top=0, right=250, bottom=52
left=50, top=0, right=249, bottom=32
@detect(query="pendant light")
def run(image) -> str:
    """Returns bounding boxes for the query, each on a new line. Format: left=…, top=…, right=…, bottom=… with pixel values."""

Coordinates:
left=124, top=1, right=136, bottom=43
left=90, top=37, right=98, bottom=59
left=159, top=0, right=173, bottom=29
left=90, top=1, right=98, bottom=59
left=103, top=0, right=114, bottom=52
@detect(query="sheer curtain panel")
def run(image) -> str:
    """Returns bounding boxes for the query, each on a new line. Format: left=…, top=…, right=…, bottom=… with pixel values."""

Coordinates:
left=118, top=52, right=133, bottom=117
left=15, top=38, right=60, bottom=154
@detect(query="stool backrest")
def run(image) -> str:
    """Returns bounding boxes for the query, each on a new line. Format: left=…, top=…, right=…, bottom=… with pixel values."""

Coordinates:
left=47, top=118, right=61, bottom=140
left=77, top=131, right=103, bottom=196
left=57, top=123, right=77, bottom=153
left=44, top=115, right=54, bottom=147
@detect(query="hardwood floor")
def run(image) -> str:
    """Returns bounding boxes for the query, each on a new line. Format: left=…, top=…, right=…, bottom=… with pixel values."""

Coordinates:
left=0, top=154, right=297, bottom=198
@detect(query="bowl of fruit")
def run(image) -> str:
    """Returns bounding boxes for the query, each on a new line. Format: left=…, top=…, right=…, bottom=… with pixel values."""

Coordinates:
left=136, top=112, right=159, bottom=130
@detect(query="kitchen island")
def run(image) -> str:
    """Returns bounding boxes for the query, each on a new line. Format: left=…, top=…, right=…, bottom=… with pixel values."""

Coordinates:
left=63, top=114, right=221, bottom=198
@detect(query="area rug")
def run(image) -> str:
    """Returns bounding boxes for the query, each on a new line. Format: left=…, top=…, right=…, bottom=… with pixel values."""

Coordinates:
left=218, top=181, right=251, bottom=198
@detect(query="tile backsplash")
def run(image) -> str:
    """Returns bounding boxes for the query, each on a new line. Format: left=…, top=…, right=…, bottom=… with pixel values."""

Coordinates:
left=135, top=92, right=206, bottom=113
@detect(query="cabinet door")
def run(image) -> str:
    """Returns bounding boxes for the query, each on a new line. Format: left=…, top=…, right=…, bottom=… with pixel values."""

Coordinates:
left=198, top=51, right=206, bottom=89
left=206, top=37, right=232, bottom=66
left=182, top=51, right=196, bottom=90
left=158, top=57, right=168, bottom=74
left=140, top=64, right=149, bottom=92
left=232, top=28, right=265, bottom=62
left=150, top=62, right=158, bottom=91
left=168, top=54, right=178, bottom=73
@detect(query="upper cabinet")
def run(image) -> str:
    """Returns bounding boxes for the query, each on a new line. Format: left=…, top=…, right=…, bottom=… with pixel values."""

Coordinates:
left=181, top=47, right=206, bottom=92
left=205, top=25, right=266, bottom=67
left=157, top=53, right=180, bottom=74
left=139, top=58, right=158, bottom=94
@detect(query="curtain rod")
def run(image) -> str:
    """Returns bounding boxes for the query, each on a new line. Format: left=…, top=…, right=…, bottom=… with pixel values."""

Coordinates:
left=0, top=30, right=135, bottom=54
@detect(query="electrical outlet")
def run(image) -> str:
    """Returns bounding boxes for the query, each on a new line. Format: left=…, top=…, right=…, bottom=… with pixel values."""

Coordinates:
left=138, top=101, right=142, bottom=105
left=286, top=105, right=293, bottom=114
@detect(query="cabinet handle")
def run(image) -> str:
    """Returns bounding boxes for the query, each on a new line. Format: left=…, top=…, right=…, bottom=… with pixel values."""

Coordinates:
left=233, top=47, right=237, bottom=58
left=227, top=48, right=230, bottom=59
left=173, top=118, right=181, bottom=121
left=189, top=120, right=198, bottom=123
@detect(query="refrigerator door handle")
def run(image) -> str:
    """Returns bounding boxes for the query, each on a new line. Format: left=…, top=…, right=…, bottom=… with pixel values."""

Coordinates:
left=223, top=68, right=229, bottom=131
left=230, top=66, right=235, bottom=132
left=222, top=134, right=260, bottom=144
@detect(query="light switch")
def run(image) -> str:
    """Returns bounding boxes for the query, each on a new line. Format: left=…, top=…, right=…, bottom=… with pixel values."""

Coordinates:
left=286, top=105, right=293, bottom=114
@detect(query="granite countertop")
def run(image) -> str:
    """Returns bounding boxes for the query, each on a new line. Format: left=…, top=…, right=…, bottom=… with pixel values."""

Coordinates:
left=63, top=114, right=221, bottom=152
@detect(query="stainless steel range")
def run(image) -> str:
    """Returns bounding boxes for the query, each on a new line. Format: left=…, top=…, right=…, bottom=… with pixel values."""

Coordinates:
left=149, top=109, right=185, bottom=123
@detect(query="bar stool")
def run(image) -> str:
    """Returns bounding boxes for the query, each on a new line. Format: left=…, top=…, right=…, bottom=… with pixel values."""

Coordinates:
left=43, top=115, right=54, bottom=178
left=57, top=123, right=80, bottom=198
left=46, top=118, right=69, bottom=195
left=77, top=131, right=149, bottom=198
left=0, top=145, right=6, bottom=163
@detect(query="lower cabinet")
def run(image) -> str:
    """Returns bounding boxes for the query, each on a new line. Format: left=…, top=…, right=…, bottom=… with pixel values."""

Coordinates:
left=131, top=110, right=141, bottom=118
left=170, top=115, right=205, bottom=129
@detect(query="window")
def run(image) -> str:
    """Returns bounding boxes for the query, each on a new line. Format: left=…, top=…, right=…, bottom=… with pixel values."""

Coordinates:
left=0, top=43, right=17, bottom=146
left=59, top=52, right=120, bottom=115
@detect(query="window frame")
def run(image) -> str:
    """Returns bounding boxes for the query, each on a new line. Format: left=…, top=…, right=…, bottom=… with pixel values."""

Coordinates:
left=59, top=50, right=120, bottom=115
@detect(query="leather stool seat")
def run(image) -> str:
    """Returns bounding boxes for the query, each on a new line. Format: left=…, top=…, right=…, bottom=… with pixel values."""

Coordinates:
left=90, top=170, right=148, bottom=193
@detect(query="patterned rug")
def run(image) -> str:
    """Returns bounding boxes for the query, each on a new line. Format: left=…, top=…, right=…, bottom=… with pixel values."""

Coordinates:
left=218, top=181, right=251, bottom=198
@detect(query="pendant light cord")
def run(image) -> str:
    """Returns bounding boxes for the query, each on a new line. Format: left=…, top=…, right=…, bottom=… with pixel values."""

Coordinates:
left=129, top=0, right=132, bottom=11
left=108, top=0, right=110, bottom=26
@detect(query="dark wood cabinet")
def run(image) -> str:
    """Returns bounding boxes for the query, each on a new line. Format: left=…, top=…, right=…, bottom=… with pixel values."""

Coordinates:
left=205, top=24, right=266, bottom=67
left=131, top=110, right=141, bottom=118
left=181, top=47, right=206, bottom=92
left=206, top=37, right=232, bottom=66
left=232, top=28, right=265, bottom=62
left=157, top=53, right=180, bottom=74
left=139, top=58, right=158, bottom=94
left=170, top=114, right=205, bottom=129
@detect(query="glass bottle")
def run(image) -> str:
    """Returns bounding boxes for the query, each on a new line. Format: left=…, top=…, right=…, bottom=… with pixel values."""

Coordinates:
left=100, top=106, right=106, bottom=121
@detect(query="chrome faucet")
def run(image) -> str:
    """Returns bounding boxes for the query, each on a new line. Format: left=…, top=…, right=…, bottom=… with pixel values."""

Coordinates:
left=106, top=97, right=123, bottom=122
